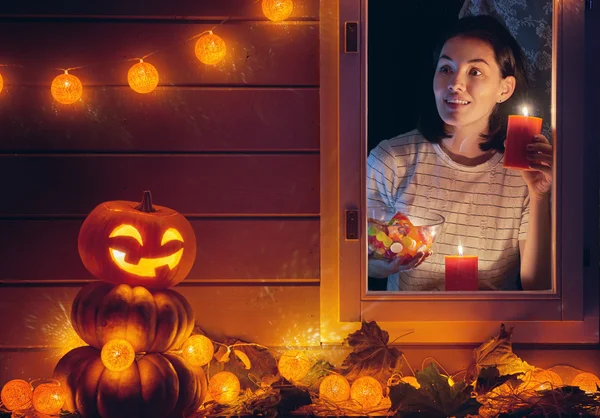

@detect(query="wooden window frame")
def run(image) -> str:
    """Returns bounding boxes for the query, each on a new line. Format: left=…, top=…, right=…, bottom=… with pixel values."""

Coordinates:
left=320, top=0, right=599, bottom=344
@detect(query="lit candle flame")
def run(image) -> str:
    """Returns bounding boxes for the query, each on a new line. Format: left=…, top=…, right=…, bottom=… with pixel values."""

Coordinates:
left=458, top=245, right=463, bottom=256
left=522, top=106, right=529, bottom=117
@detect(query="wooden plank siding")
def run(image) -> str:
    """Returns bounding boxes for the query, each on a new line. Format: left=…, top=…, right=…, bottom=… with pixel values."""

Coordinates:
left=0, top=219, right=320, bottom=280
left=0, top=285, right=321, bottom=349
left=0, top=155, right=319, bottom=216
left=0, top=0, right=320, bottom=20
left=0, top=22, right=319, bottom=87
left=0, top=0, right=322, bottom=370
left=0, top=88, right=319, bottom=152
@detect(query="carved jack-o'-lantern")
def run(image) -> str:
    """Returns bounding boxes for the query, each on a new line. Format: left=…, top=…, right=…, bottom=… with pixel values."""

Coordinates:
left=78, top=191, right=196, bottom=288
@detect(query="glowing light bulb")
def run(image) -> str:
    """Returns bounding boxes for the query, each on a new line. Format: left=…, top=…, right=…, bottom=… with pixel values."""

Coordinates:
left=195, top=32, right=226, bottom=65
left=319, top=374, right=351, bottom=402
left=51, top=70, right=83, bottom=104
left=262, top=0, right=294, bottom=22
left=128, top=59, right=159, bottom=94
left=32, top=382, right=65, bottom=415
left=181, top=334, right=214, bottom=367
left=572, top=372, right=600, bottom=393
left=1, top=379, right=32, bottom=411
left=278, top=350, right=311, bottom=382
left=350, top=376, right=383, bottom=409
left=209, top=372, right=240, bottom=404
left=101, top=339, right=135, bottom=372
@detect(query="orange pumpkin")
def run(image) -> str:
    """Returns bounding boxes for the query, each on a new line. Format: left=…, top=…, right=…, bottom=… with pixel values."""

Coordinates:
left=71, top=282, right=194, bottom=353
left=78, top=191, right=196, bottom=289
left=54, top=346, right=207, bottom=418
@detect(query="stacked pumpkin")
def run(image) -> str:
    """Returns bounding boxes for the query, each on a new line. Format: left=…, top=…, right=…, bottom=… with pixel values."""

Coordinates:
left=53, top=191, right=207, bottom=418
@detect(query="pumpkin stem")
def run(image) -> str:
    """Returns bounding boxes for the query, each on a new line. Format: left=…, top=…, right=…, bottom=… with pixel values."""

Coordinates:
left=135, top=190, right=156, bottom=212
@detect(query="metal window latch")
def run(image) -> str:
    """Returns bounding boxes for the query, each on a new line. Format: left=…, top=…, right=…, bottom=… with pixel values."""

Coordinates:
left=344, top=21, right=359, bottom=53
left=345, top=209, right=359, bottom=240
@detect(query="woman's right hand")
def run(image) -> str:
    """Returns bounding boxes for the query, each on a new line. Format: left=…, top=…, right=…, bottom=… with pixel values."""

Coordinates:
left=368, top=251, right=431, bottom=278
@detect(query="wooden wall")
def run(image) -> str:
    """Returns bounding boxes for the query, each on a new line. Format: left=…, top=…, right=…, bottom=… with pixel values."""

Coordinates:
left=0, top=0, right=322, bottom=385
left=0, top=0, right=598, bottom=389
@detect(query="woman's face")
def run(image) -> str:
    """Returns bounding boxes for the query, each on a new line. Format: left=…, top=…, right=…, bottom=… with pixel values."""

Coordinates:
left=433, top=36, right=514, bottom=132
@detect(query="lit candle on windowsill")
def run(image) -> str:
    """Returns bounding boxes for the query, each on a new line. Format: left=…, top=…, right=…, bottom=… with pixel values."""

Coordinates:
left=445, top=245, right=478, bottom=291
left=503, top=106, right=543, bottom=170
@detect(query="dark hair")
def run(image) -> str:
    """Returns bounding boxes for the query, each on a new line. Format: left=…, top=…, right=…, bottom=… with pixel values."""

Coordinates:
left=417, top=15, right=529, bottom=152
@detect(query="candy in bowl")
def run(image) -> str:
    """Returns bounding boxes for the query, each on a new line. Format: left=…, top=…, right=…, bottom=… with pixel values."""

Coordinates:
left=368, top=205, right=445, bottom=264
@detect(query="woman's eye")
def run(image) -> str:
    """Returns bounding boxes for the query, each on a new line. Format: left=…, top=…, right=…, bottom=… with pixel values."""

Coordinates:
left=470, top=68, right=483, bottom=76
left=438, top=66, right=451, bottom=74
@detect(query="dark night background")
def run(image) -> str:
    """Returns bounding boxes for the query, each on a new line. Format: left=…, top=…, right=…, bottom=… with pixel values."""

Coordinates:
left=367, top=0, right=464, bottom=152
left=367, top=0, right=464, bottom=290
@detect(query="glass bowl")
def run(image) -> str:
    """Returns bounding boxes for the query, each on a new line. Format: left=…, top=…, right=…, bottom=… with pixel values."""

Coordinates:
left=367, top=205, right=445, bottom=263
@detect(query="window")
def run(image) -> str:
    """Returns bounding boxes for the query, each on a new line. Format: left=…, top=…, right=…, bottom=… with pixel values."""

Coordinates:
left=320, top=0, right=599, bottom=344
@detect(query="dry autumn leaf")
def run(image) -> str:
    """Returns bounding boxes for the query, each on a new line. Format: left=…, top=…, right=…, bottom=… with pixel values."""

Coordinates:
left=234, top=349, right=252, bottom=370
left=341, top=321, right=402, bottom=386
left=214, top=344, right=231, bottom=363
left=469, top=324, right=534, bottom=381
left=389, top=363, right=480, bottom=418
left=208, top=337, right=279, bottom=390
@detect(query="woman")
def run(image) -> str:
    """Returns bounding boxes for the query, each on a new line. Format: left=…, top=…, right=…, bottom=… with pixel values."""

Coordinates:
left=367, top=15, right=552, bottom=291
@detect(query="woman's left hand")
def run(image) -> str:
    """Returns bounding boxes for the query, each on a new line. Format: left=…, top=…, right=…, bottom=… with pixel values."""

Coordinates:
left=520, top=134, right=553, bottom=198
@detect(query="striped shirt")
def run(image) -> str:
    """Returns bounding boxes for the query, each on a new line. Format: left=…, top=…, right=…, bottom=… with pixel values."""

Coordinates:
left=367, top=130, right=530, bottom=291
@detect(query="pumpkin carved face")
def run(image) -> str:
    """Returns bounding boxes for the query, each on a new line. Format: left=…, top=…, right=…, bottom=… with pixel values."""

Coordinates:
left=78, top=191, right=196, bottom=288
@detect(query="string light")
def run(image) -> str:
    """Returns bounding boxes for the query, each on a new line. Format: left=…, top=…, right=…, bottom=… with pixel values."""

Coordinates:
left=32, top=381, right=65, bottom=415
left=278, top=350, right=311, bottom=382
left=350, top=376, right=383, bottom=409
left=0, top=379, right=32, bottom=411
left=572, top=372, right=600, bottom=393
left=181, top=334, right=214, bottom=367
left=101, top=339, right=135, bottom=372
left=0, top=18, right=235, bottom=98
left=127, top=59, right=159, bottom=94
left=195, top=31, right=227, bottom=65
left=518, top=369, right=563, bottom=392
left=319, top=374, right=351, bottom=402
left=262, top=0, right=294, bottom=22
left=51, top=70, right=82, bottom=104
left=208, top=371, right=240, bottom=404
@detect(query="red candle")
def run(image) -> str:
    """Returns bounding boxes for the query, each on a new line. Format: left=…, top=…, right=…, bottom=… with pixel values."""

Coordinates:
left=445, top=246, right=478, bottom=291
left=503, top=107, right=543, bottom=170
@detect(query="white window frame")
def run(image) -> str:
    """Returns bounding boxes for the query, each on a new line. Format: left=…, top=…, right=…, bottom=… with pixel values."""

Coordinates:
left=320, top=0, right=599, bottom=344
